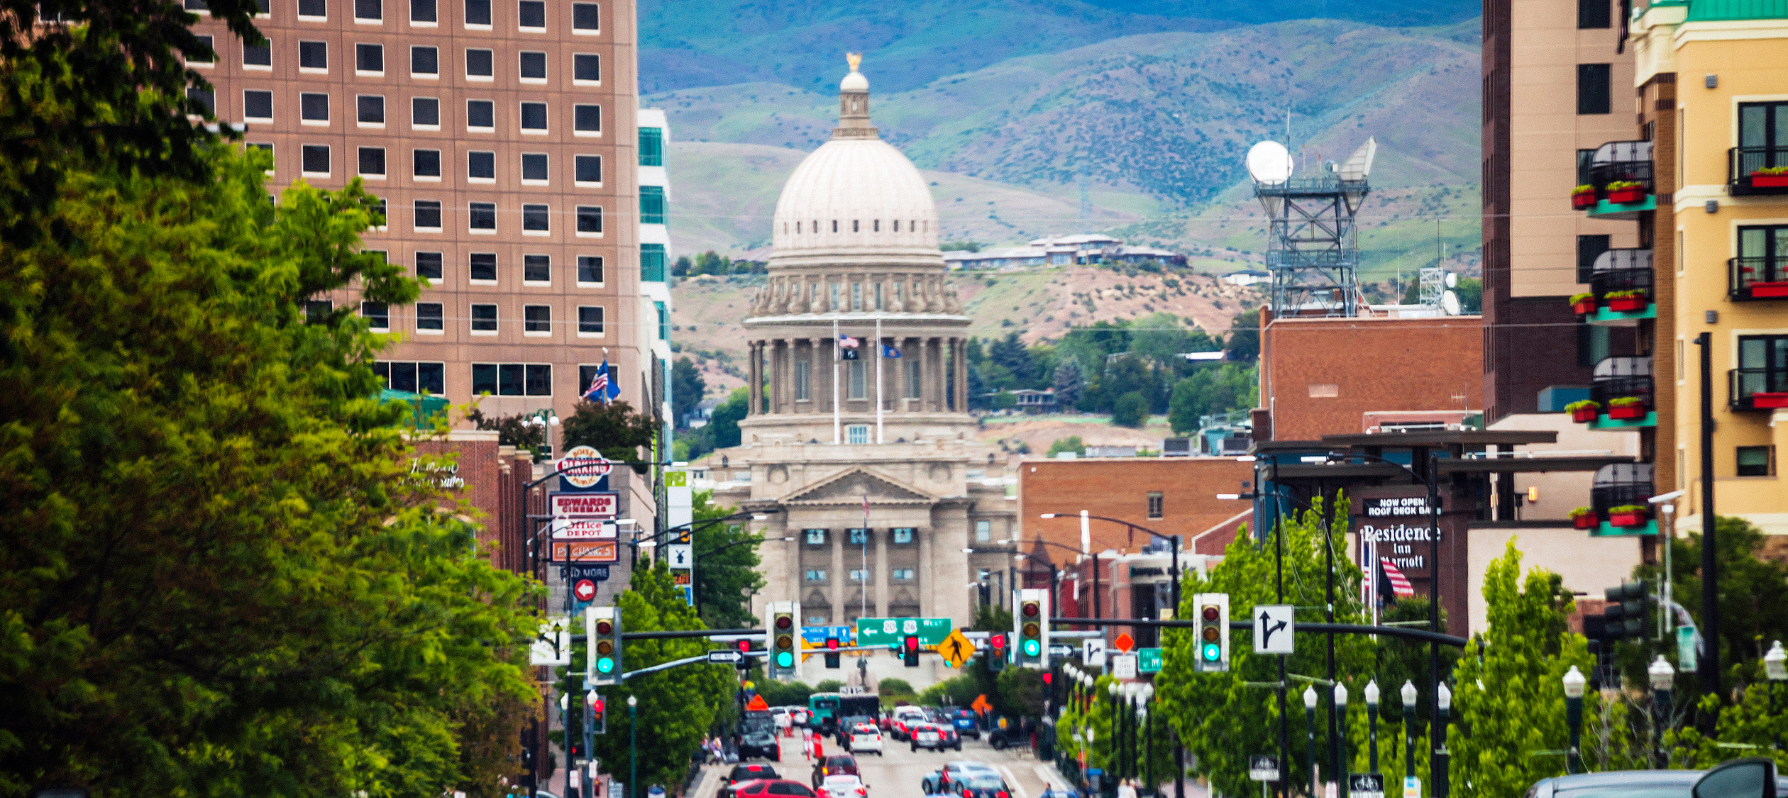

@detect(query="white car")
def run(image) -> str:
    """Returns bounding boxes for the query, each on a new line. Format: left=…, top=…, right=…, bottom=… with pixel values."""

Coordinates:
left=847, top=724, right=883, bottom=755
left=891, top=707, right=928, bottom=740
left=821, top=775, right=868, bottom=798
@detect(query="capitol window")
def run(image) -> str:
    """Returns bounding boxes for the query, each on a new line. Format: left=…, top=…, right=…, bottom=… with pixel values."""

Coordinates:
left=873, top=220, right=879, bottom=232
left=892, top=528, right=915, bottom=544
left=892, top=569, right=915, bottom=581
left=848, top=528, right=869, bottom=545
left=846, top=424, right=869, bottom=445
left=805, top=569, right=827, bottom=582
left=848, top=361, right=866, bottom=399
left=852, top=220, right=859, bottom=232
left=804, top=529, right=827, bottom=546
left=795, top=361, right=810, bottom=401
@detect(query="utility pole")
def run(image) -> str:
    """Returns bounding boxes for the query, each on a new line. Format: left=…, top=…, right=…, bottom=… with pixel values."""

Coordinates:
left=1695, top=333, right=1721, bottom=714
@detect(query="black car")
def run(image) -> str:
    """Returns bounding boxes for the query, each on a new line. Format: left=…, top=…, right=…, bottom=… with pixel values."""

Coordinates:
left=738, top=729, right=781, bottom=761
left=723, top=765, right=782, bottom=798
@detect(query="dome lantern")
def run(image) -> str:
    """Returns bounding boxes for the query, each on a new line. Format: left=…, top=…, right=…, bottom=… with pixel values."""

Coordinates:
left=835, top=52, right=876, bottom=141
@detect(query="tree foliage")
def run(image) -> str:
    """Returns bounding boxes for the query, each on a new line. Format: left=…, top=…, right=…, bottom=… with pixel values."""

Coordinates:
left=562, top=399, right=658, bottom=473
left=0, top=145, right=539, bottom=796
left=1167, top=364, right=1258, bottom=434
left=671, top=357, right=707, bottom=428
left=465, top=407, right=548, bottom=454
left=689, top=491, right=766, bottom=629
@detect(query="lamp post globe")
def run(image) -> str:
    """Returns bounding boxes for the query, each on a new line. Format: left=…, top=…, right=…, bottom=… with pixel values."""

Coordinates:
left=1649, top=656, right=1676, bottom=690
left=1364, top=680, right=1380, bottom=709
left=1562, top=666, right=1586, bottom=774
left=1335, top=683, right=1349, bottom=708
left=1304, top=685, right=1318, bottom=711
left=1364, top=680, right=1382, bottom=772
left=1400, top=680, right=1418, bottom=709
left=1766, top=640, right=1788, bottom=682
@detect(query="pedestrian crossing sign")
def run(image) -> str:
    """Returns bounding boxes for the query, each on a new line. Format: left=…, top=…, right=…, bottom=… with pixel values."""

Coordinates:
left=938, top=628, right=976, bottom=668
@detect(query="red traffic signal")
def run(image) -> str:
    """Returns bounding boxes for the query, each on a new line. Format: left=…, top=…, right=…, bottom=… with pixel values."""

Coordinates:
left=596, top=619, right=614, bottom=635
left=989, top=633, right=1006, bottom=650
left=904, top=635, right=920, bottom=651
left=737, top=639, right=752, bottom=653
left=775, top=615, right=794, bottom=631
left=827, top=638, right=840, bottom=651
left=1042, top=673, right=1052, bottom=685
left=1021, top=601, right=1040, bottom=618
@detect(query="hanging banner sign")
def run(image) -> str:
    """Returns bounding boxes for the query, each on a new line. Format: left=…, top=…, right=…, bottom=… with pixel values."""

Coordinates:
left=552, top=540, right=620, bottom=563
left=551, top=491, right=619, bottom=519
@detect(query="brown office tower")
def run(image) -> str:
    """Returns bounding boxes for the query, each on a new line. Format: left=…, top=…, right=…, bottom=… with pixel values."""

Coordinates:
left=189, top=0, right=667, bottom=436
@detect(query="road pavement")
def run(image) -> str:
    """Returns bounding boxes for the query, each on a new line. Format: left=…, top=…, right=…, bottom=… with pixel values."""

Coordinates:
left=690, top=732, right=1074, bottom=798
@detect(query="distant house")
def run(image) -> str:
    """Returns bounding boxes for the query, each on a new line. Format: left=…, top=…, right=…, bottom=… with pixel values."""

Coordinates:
left=944, top=233, right=1187, bottom=270
left=1221, top=270, right=1271, bottom=286
left=1011, top=389, right=1056, bottom=413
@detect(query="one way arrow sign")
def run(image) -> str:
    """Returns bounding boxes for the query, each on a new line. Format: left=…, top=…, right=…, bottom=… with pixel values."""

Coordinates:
left=1253, top=604, right=1295, bottom=654
left=707, top=650, right=745, bottom=664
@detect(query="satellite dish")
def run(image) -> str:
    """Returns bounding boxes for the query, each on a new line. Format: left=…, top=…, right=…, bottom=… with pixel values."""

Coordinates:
left=1337, top=137, right=1378, bottom=182
left=1441, top=290, right=1462, bottom=316
left=1445, top=272, right=1458, bottom=288
left=1246, top=141, right=1294, bottom=183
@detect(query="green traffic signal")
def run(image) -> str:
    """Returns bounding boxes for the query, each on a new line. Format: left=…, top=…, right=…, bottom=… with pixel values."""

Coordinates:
left=597, top=657, right=615, bottom=674
left=1022, top=639, right=1040, bottom=657
left=1201, top=643, right=1220, bottom=661
left=776, top=651, right=794, bottom=668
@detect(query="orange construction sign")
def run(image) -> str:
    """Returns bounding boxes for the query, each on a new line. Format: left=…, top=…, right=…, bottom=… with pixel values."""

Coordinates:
left=747, top=694, right=769, bottom=711
left=971, top=694, right=992, bottom=714
left=1113, top=632, right=1136, bottom=653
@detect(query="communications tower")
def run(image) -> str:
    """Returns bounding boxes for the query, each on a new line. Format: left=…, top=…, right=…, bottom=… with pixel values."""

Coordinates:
left=1247, top=138, right=1376, bottom=317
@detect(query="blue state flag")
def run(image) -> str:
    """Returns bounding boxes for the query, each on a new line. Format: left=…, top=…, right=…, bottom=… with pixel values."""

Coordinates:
left=882, top=345, right=902, bottom=358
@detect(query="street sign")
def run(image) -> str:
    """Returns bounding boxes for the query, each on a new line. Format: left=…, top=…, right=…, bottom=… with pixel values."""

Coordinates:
left=856, top=617, right=952, bottom=647
left=565, top=564, right=611, bottom=582
left=552, top=540, right=620, bottom=563
left=530, top=616, right=573, bottom=666
left=1254, top=604, right=1295, bottom=654
left=1249, top=755, right=1280, bottom=782
left=801, top=625, right=854, bottom=644
left=573, top=579, right=598, bottom=602
left=1349, top=773, right=1385, bottom=798
left=1113, top=632, right=1135, bottom=653
left=707, top=649, right=745, bottom=664
left=1137, top=648, right=1163, bottom=673
left=665, top=543, right=693, bottom=569
left=553, top=517, right=618, bottom=539
left=550, top=491, right=619, bottom=518
left=1083, top=639, right=1108, bottom=669
left=1111, top=653, right=1137, bottom=679
left=1049, top=644, right=1075, bottom=658
left=938, top=629, right=976, bottom=668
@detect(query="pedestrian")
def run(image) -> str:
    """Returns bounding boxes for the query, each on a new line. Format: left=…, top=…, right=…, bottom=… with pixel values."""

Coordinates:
left=1116, top=779, right=1137, bottom=798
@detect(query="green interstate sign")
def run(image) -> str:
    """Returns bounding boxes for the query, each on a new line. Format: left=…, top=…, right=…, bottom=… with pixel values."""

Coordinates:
left=1138, top=648, right=1164, bottom=673
left=856, top=617, right=953, bottom=647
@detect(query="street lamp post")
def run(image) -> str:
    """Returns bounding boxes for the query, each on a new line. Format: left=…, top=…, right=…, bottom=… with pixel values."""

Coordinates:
left=1304, top=686, right=1320, bottom=798
left=1139, top=703, right=1151, bottom=795
left=1401, top=681, right=1418, bottom=782
left=1336, top=683, right=1350, bottom=798
left=1046, top=513, right=1181, bottom=614
left=1109, top=681, right=1121, bottom=783
left=1365, top=680, right=1381, bottom=772
left=1766, top=641, right=1786, bottom=751
left=1434, top=683, right=1451, bottom=798
left=1024, top=526, right=1105, bottom=621
left=1649, top=655, right=1676, bottom=769
left=627, top=694, right=639, bottom=798
left=1563, top=665, right=1587, bottom=775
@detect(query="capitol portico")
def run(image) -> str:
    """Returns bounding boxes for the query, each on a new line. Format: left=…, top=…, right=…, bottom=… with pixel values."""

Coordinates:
left=713, top=57, right=1017, bottom=633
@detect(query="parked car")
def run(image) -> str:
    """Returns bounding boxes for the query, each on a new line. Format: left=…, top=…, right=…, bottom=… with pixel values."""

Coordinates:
left=985, top=718, right=1024, bottom=751
left=811, top=755, right=859, bottom=789
left=846, top=723, right=884, bottom=755
left=739, top=729, right=782, bottom=761
left=722, top=765, right=782, bottom=798
left=944, top=708, right=980, bottom=739
left=1524, top=766, right=1788, bottom=798
left=922, top=761, right=999, bottom=794
left=730, top=780, right=818, bottom=798
left=819, top=775, right=869, bottom=798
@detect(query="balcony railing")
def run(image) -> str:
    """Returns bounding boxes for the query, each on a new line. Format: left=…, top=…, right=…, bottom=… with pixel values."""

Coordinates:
left=1589, top=356, right=1654, bottom=411
left=1730, top=367, right=1788, bottom=411
left=1583, top=141, right=1656, bottom=203
left=1590, top=248, right=1653, bottom=300
left=1730, top=256, right=1788, bottom=300
left=1728, top=146, right=1788, bottom=196
left=1591, top=462, right=1654, bottom=518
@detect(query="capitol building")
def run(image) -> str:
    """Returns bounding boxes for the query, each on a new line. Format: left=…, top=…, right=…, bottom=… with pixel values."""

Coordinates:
left=713, top=57, right=1017, bottom=632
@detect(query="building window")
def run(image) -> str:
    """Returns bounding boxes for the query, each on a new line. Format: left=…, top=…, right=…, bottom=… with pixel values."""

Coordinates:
left=576, top=154, right=603, bottom=184
left=892, top=568, right=915, bottom=581
left=411, top=45, right=438, bottom=75
left=577, top=205, right=603, bottom=235
left=849, top=569, right=870, bottom=583
left=360, top=301, right=389, bottom=329
left=354, top=0, right=379, bottom=20
left=640, top=185, right=666, bottom=224
left=465, top=48, right=493, bottom=78
left=804, top=529, right=827, bottom=546
left=522, top=204, right=549, bottom=232
left=467, top=150, right=495, bottom=180
left=641, top=243, right=665, bottom=281
left=906, top=360, right=921, bottom=398
left=805, top=569, right=827, bottom=583
left=416, top=302, right=443, bottom=330
left=846, top=424, right=869, bottom=445
left=574, top=53, right=600, bottom=82
left=415, top=251, right=443, bottom=279
left=1576, top=235, right=1610, bottom=284
left=300, top=92, right=328, bottom=122
left=357, top=146, right=385, bottom=176
left=356, top=95, right=384, bottom=124
left=301, top=144, right=330, bottom=174
left=640, top=127, right=664, bottom=167
left=469, top=252, right=497, bottom=281
left=578, top=306, right=604, bottom=334
left=413, top=148, right=441, bottom=178
left=572, top=1, right=598, bottom=30
left=975, top=520, right=990, bottom=542
left=410, top=0, right=435, bottom=22
left=795, top=361, right=811, bottom=401
left=411, top=97, right=439, bottom=127
left=518, top=50, right=546, bottom=80
left=574, top=104, right=600, bottom=134
left=891, top=528, right=915, bottom=544
left=373, top=361, right=445, bottom=394
left=517, top=0, right=544, bottom=27
left=848, top=360, right=866, bottom=399
left=355, top=42, right=382, bottom=72
left=524, top=305, right=551, bottom=334
left=466, top=99, right=494, bottom=129
left=470, top=304, right=497, bottom=332
left=1147, top=491, right=1164, bottom=519
left=1737, top=335, right=1788, bottom=405
left=848, top=528, right=869, bottom=545
left=464, top=0, right=490, bottom=25
left=243, top=90, right=273, bottom=121
left=1577, top=0, right=1610, bottom=27
left=413, top=199, right=441, bottom=230
left=656, top=301, right=668, bottom=341
left=305, top=299, right=332, bottom=323
left=578, top=255, right=604, bottom=283
left=469, top=202, right=496, bottom=230
left=1738, top=446, right=1774, bottom=477
left=471, top=363, right=553, bottom=396
left=297, top=0, right=325, bottom=16
left=522, top=253, right=550, bottom=283
left=520, top=101, right=547, bottom=130
left=1577, top=64, right=1611, bottom=115
left=185, top=87, right=214, bottom=115
left=299, top=40, right=327, bottom=69
left=243, top=44, right=271, bottom=67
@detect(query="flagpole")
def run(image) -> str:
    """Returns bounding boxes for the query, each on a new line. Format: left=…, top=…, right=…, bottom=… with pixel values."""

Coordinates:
left=874, top=315, right=884, bottom=444
left=861, top=491, right=870, bottom=621
left=833, top=317, right=841, bottom=445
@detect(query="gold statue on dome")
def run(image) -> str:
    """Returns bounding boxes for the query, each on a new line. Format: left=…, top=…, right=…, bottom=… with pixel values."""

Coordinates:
left=846, top=52, right=862, bottom=72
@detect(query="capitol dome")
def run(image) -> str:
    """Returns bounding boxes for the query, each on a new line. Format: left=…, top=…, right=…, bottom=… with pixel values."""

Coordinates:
left=769, top=59, right=941, bottom=264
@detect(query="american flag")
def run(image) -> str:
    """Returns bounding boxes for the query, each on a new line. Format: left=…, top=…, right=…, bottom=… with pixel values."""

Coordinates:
left=583, top=360, right=611, bottom=403
left=1381, top=557, right=1416, bottom=599
left=838, top=335, right=859, bottom=349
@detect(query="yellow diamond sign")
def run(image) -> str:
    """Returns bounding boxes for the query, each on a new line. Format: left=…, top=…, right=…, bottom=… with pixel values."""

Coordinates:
left=937, top=628, right=976, bottom=668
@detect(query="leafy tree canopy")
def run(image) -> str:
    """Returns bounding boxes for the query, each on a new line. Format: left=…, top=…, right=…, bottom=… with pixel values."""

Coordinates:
left=689, top=490, right=766, bottom=629
left=563, top=399, right=657, bottom=473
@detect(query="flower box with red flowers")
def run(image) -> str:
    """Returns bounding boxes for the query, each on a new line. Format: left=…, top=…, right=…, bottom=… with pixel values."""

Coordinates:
left=1571, top=509, right=1599, bottom=530
left=1567, top=400, right=1600, bottom=423
left=1572, top=191, right=1598, bottom=209
left=1751, top=282, right=1788, bottom=299
left=1569, top=293, right=1597, bottom=315
left=1605, top=182, right=1648, bottom=204
left=1608, top=506, right=1649, bottom=528
left=1751, top=170, right=1788, bottom=188
left=1606, top=295, right=1649, bottom=312
left=1607, top=402, right=1648, bottom=420
left=1752, top=392, right=1788, bottom=409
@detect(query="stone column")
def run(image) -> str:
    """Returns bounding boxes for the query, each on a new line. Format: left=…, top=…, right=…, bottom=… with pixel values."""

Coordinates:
left=830, top=528, right=847, bottom=623
left=770, top=340, right=784, bottom=414
left=748, top=341, right=761, bottom=416
left=917, top=521, right=933, bottom=619
left=874, top=526, right=890, bottom=616
left=956, top=338, right=968, bottom=411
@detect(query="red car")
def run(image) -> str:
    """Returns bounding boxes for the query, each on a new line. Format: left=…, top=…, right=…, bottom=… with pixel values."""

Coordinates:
left=721, top=765, right=782, bottom=798
left=731, top=780, right=818, bottom=798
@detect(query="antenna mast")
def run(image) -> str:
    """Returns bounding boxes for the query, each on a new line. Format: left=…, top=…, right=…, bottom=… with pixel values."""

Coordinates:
left=1249, top=137, right=1376, bottom=318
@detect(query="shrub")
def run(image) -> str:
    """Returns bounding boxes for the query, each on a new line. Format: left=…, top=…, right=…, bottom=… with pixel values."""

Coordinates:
left=1112, top=392, right=1149, bottom=428
left=1569, top=506, right=1595, bottom=519
left=1569, top=292, right=1595, bottom=304
left=1609, top=396, right=1645, bottom=407
left=1564, top=399, right=1600, bottom=413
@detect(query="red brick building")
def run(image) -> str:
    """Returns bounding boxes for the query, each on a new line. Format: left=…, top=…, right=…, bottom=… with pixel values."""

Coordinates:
left=411, top=429, right=540, bottom=574
left=1259, top=311, right=1485, bottom=441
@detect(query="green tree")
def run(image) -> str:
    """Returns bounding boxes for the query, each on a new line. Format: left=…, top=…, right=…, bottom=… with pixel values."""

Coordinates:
left=1454, top=278, right=1483, bottom=314
left=1111, top=392, right=1149, bottom=428
left=1046, top=436, right=1086, bottom=458
left=1451, top=540, right=1602, bottom=798
left=1225, top=309, right=1262, bottom=363
left=584, top=559, right=732, bottom=793
left=689, top=490, right=766, bottom=629
left=877, top=678, right=915, bottom=697
left=465, top=406, right=548, bottom=454
left=1633, top=516, right=1788, bottom=699
left=563, top=399, right=658, bottom=473
left=1052, top=359, right=1084, bottom=408
left=0, top=147, right=539, bottom=795
left=1127, top=311, right=1191, bottom=369
left=709, top=387, right=750, bottom=449
left=672, top=356, right=708, bottom=429
left=995, top=668, right=1046, bottom=718
left=1166, top=364, right=1259, bottom=434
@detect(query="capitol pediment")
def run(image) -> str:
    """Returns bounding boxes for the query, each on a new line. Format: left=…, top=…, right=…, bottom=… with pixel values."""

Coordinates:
left=781, top=467, right=936, bottom=506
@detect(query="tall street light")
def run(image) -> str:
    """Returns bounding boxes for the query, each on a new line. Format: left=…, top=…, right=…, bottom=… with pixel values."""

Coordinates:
left=1401, top=681, right=1418, bottom=782
left=1304, top=685, right=1320, bottom=798
left=1365, top=680, right=1381, bottom=772
left=1648, top=656, right=1675, bottom=769
left=1024, top=525, right=1105, bottom=621
left=1563, top=665, right=1587, bottom=775
left=1336, top=682, right=1350, bottom=798
left=1766, top=641, right=1786, bottom=751
left=1435, top=683, right=1451, bottom=798
left=627, top=694, right=639, bottom=798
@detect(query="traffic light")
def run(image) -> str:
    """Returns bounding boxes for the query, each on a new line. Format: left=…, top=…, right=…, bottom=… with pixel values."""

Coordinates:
left=903, top=634, right=921, bottom=667
left=1016, top=589, right=1049, bottom=668
left=588, top=692, right=607, bottom=735
left=987, top=632, right=1007, bottom=672
left=767, top=601, right=801, bottom=681
left=1602, top=580, right=1653, bottom=641
left=1194, top=593, right=1230, bottom=672
left=588, top=606, right=622, bottom=686
left=825, top=637, right=841, bottom=669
